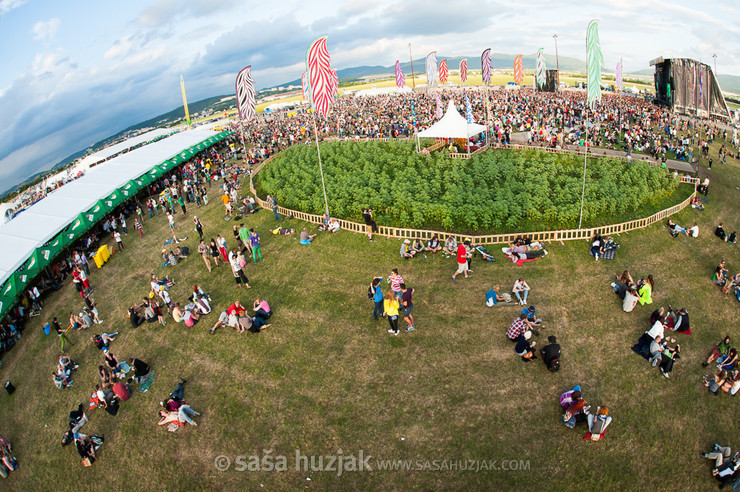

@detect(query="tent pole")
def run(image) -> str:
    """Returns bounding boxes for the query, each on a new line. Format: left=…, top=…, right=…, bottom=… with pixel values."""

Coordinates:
left=312, top=115, right=330, bottom=217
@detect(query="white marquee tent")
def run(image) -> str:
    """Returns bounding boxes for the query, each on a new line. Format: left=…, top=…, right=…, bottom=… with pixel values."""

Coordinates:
left=417, top=100, right=487, bottom=139
left=78, top=128, right=175, bottom=170
left=0, top=129, right=222, bottom=286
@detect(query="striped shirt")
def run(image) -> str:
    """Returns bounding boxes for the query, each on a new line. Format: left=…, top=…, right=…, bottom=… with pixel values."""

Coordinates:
left=389, top=275, right=404, bottom=293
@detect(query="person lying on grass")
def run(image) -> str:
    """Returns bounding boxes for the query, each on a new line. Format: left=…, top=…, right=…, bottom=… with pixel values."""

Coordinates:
left=91, top=332, right=117, bottom=352
left=172, top=303, right=200, bottom=327
left=271, top=227, right=295, bottom=235
left=700, top=443, right=740, bottom=488
left=583, top=406, right=612, bottom=441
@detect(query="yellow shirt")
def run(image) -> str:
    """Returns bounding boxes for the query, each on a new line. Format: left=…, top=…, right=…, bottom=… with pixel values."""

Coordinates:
left=384, top=299, right=399, bottom=317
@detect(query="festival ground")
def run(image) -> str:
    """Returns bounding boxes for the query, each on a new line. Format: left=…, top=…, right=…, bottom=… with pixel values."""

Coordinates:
left=0, top=137, right=738, bottom=490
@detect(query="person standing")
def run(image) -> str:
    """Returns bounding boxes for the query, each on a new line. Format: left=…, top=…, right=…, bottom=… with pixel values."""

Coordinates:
left=113, top=230, right=124, bottom=252
left=119, top=213, right=128, bottom=235
left=53, top=317, right=73, bottom=351
left=197, top=240, right=211, bottom=273
left=268, top=194, right=282, bottom=221
left=193, top=216, right=204, bottom=241
left=400, top=283, right=415, bottom=332
left=228, top=248, right=251, bottom=289
left=362, top=208, right=377, bottom=241
left=216, top=235, right=228, bottom=262
left=134, top=219, right=144, bottom=238
left=238, top=223, right=252, bottom=255
left=249, top=228, right=262, bottom=263
left=388, top=268, right=404, bottom=300
left=452, top=240, right=471, bottom=280
left=179, top=196, right=187, bottom=215
left=370, top=277, right=384, bottom=320
left=383, top=290, right=400, bottom=336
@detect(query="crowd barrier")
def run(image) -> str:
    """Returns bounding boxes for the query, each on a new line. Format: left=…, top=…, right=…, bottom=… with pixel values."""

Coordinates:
left=248, top=146, right=699, bottom=246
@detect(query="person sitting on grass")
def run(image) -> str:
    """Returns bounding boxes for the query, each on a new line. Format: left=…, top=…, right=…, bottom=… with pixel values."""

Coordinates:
left=583, top=406, right=612, bottom=441
left=690, top=195, right=704, bottom=211
left=253, top=298, right=271, bottom=322
left=728, top=231, right=737, bottom=245
left=541, top=336, right=561, bottom=372
left=703, top=335, right=733, bottom=367
left=703, top=370, right=728, bottom=395
left=52, top=370, right=73, bottom=389
left=666, top=307, right=691, bottom=334
left=75, top=434, right=104, bottom=466
left=701, top=444, right=740, bottom=489
left=589, top=233, right=604, bottom=261
left=506, top=313, right=531, bottom=342
left=443, top=235, right=457, bottom=256
left=720, top=370, right=740, bottom=396
left=327, top=218, right=340, bottom=233
left=720, top=348, right=739, bottom=372
left=128, top=358, right=151, bottom=385
left=425, top=235, right=442, bottom=253
left=175, top=246, right=189, bottom=258
left=209, top=310, right=233, bottom=334
left=713, top=260, right=729, bottom=288
left=410, top=238, right=424, bottom=255
left=683, top=221, right=699, bottom=237
left=512, top=278, right=531, bottom=305
left=400, top=239, right=416, bottom=259
left=521, top=305, right=543, bottom=334
left=172, top=303, right=200, bottom=327
left=561, top=389, right=589, bottom=429
left=299, top=228, right=317, bottom=245
left=128, top=305, right=145, bottom=328
left=715, top=223, right=728, bottom=242
left=514, top=332, right=536, bottom=362
left=638, top=275, right=654, bottom=305
left=485, top=285, right=518, bottom=307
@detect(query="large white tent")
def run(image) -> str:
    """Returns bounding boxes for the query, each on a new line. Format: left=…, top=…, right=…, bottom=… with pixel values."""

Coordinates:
left=418, top=100, right=487, bottom=139
left=78, top=128, right=175, bottom=170
left=0, top=129, right=222, bottom=286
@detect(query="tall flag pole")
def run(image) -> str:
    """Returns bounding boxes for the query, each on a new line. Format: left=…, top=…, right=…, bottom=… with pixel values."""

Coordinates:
left=465, top=93, right=473, bottom=156
left=459, top=59, right=468, bottom=84
left=580, top=19, right=604, bottom=229
left=180, top=75, right=191, bottom=127
left=439, top=59, right=449, bottom=84
left=482, top=49, right=492, bottom=145
left=616, top=58, right=623, bottom=139
left=426, top=51, right=438, bottom=86
left=235, top=65, right=256, bottom=158
left=514, top=55, right=524, bottom=85
left=408, top=43, right=416, bottom=89
left=535, top=49, right=547, bottom=90
left=306, top=35, right=334, bottom=216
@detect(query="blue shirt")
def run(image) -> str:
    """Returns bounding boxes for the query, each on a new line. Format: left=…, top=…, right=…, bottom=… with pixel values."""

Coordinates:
left=521, top=307, right=535, bottom=321
left=373, top=278, right=384, bottom=302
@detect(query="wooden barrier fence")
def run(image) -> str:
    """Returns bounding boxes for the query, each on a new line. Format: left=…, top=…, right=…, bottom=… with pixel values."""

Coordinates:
left=248, top=147, right=699, bottom=246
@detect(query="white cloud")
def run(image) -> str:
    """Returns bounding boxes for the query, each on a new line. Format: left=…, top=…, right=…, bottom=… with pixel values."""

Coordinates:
left=32, top=18, right=60, bottom=41
left=0, top=0, right=25, bottom=15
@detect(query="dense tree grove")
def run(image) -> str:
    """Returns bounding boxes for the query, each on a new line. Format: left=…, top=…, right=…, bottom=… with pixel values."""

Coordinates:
left=256, top=141, right=681, bottom=232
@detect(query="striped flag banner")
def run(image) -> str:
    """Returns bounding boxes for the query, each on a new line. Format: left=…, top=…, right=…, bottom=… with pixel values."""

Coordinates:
left=426, top=51, right=438, bottom=86
left=586, top=20, right=604, bottom=109
left=439, top=59, right=449, bottom=84
left=481, top=48, right=492, bottom=85
left=301, top=71, right=309, bottom=100
left=699, top=65, right=704, bottom=104
left=459, top=59, right=468, bottom=83
left=235, top=65, right=256, bottom=121
left=465, top=94, right=473, bottom=124
left=514, top=55, right=524, bottom=84
left=615, top=59, right=623, bottom=90
left=535, top=48, right=547, bottom=89
left=395, top=60, right=405, bottom=88
left=306, top=35, right=334, bottom=117
left=330, top=69, right=339, bottom=99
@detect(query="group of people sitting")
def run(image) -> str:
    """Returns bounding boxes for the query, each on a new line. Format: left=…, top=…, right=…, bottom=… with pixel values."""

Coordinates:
left=0, top=436, right=18, bottom=477
left=702, top=335, right=740, bottom=397
left=209, top=298, right=272, bottom=334
left=633, top=305, right=689, bottom=378
left=52, top=354, right=79, bottom=389
left=399, top=235, right=444, bottom=259
left=712, top=260, right=740, bottom=301
left=506, top=306, right=562, bottom=370
left=559, top=386, right=612, bottom=441
left=157, top=379, right=201, bottom=431
left=162, top=246, right=189, bottom=267
left=503, top=238, right=548, bottom=263
left=61, top=405, right=105, bottom=467
left=588, top=234, right=618, bottom=261
left=611, top=270, right=655, bottom=311
left=667, top=219, right=699, bottom=238
left=714, top=223, right=737, bottom=244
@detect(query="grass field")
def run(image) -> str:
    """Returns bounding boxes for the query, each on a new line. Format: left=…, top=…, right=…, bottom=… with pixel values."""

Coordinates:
left=0, top=130, right=738, bottom=490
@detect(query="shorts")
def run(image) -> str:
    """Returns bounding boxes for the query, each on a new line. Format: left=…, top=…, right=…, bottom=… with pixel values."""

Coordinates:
left=218, top=311, right=229, bottom=325
left=403, top=304, right=413, bottom=317
left=456, top=262, right=468, bottom=274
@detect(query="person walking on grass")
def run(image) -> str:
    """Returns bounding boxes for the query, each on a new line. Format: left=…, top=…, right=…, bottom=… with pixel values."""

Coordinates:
left=267, top=194, right=282, bottom=221
left=193, top=216, right=204, bottom=241
left=53, top=317, right=73, bottom=351
left=113, top=230, right=124, bottom=252
left=400, top=283, right=415, bottom=332
left=384, top=290, right=400, bottom=336
left=249, top=228, right=262, bottom=263
left=134, top=218, right=144, bottom=238
left=452, top=240, right=471, bottom=280
left=197, top=240, right=212, bottom=273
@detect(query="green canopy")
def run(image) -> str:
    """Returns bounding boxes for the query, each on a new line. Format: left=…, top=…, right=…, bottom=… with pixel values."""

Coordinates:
left=0, top=292, right=16, bottom=319
left=106, top=190, right=127, bottom=208
left=23, top=248, right=49, bottom=277
left=69, top=213, right=93, bottom=236
left=122, top=179, right=141, bottom=195
left=83, top=199, right=111, bottom=224
left=1, top=275, right=18, bottom=299
left=11, top=269, right=30, bottom=296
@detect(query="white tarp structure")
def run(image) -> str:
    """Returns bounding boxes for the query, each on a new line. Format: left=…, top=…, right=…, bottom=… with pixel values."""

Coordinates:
left=0, top=129, right=220, bottom=285
left=418, top=100, right=487, bottom=139
left=78, top=128, right=175, bottom=169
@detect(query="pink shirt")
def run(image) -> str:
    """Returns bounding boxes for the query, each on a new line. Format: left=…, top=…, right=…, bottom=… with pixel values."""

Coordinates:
left=258, top=300, right=270, bottom=313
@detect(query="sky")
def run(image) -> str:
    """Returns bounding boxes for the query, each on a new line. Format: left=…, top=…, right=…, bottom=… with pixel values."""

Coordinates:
left=1, top=0, right=738, bottom=193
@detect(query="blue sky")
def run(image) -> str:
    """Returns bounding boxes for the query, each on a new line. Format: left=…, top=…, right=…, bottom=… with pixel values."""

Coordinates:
left=1, top=0, right=738, bottom=192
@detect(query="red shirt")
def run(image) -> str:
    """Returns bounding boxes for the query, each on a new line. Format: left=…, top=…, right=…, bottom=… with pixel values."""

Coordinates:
left=227, top=304, right=245, bottom=317
left=456, top=244, right=467, bottom=264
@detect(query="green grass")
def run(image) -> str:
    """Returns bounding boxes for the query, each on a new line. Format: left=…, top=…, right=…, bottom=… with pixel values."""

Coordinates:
left=0, top=133, right=738, bottom=491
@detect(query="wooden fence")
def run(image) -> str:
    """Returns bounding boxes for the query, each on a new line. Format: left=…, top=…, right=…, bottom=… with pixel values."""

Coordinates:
left=248, top=147, right=699, bottom=246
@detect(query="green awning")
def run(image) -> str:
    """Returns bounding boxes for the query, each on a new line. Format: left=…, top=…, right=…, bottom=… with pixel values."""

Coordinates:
left=1, top=275, right=18, bottom=299
left=106, top=190, right=126, bottom=208
left=83, top=199, right=111, bottom=224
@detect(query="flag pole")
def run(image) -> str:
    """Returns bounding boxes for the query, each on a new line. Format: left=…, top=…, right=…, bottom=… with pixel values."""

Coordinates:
left=312, top=114, right=330, bottom=216
left=578, top=107, right=588, bottom=229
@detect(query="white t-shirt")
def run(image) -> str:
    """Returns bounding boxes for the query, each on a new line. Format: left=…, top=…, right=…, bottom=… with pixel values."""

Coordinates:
left=114, top=232, right=122, bottom=242
left=688, top=225, right=699, bottom=237
left=646, top=320, right=664, bottom=340
left=623, top=292, right=639, bottom=312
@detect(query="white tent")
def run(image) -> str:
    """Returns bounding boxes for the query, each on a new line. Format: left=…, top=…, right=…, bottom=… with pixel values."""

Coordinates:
left=0, top=129, right=221, bottom=285
left=418, top=100, right=487, bottom=139
left=353, top=86, right=412, bottom=97
left=78, top=128, right=175, bottom=170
